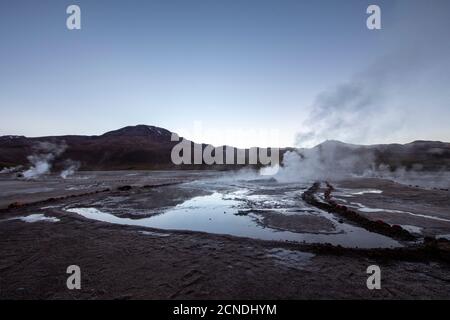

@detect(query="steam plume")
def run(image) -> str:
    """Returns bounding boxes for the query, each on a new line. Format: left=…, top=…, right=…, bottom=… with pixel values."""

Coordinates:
left=60, top=160, right=80, bottom=179
left=296, top=1, right=450, bottom=147
left=22, top=142, right=67, bottom=179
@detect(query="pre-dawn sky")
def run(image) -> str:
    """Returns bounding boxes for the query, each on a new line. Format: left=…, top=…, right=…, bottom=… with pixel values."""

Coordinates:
left=1, top=0, right=449, bottom=148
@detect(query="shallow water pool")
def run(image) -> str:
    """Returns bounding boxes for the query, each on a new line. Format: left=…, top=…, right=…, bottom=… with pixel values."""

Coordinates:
left=65, top=190, right=402, bottom=249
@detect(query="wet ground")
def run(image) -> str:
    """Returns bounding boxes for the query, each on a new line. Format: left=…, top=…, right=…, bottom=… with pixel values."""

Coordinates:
left=332, top=178, right=450, bottom=239
left=0, top=170, right=450, bottom=299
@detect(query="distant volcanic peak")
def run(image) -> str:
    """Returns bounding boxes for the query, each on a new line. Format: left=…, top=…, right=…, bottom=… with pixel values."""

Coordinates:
left=101, top=125, right=172, bottom=139
left=314, top=140, right=358, bottom=149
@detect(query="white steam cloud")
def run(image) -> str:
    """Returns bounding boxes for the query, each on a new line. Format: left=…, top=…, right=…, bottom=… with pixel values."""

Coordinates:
left=60, top=160, right=80, bottom=179
left=296, top=1, right=450, bottom=147
left=277, top=2, right=450, bottom=188
left=275, top=142, right=450, bottom=189
left=22, top=142, right=67, bottom=179
left=276, top=141, right=374, bottom=182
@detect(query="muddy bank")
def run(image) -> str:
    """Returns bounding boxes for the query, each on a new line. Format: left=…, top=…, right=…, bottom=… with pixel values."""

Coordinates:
left=301, top=182, right=416, bottom=241
left=332, top=178, right=450, bottom=238
left=0, top=170, right=218, bottom=209
left=247, top=210, right=336, bottom=234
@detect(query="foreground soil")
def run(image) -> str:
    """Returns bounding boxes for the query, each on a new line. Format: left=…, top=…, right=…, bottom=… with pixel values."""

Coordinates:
left=1, top=204, right=450, bottom=299
left=1, top=172, right=450, bottom=299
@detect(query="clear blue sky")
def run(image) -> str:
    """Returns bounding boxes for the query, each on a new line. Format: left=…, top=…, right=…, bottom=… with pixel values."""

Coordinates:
left=1, top=0, right=449, bottom=147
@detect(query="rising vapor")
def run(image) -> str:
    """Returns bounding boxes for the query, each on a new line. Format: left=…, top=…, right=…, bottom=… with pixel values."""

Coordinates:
left=296, top=1, right=450, bottom=148
left=22, top=142, right=67, bottom=179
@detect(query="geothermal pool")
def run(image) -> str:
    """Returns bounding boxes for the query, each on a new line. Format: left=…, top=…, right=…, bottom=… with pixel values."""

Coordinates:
left=65, top=179, right=402, bottom=249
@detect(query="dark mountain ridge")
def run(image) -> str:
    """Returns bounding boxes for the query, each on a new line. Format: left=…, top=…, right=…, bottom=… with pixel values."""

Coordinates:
left=0, top=125, right=449, bottom=171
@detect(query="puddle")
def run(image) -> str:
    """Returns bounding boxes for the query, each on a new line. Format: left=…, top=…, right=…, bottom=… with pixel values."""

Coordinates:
left=66, top=192, right=402, bottom=248
left=347, top=202, right=450, bottom=222
left=65, top=183, right=106, bottom=191
left=40, top=205, right=61, bottom=210
left=351, top=189, right=382, bottom=195
left=333, top=189, right=382, bottom=197
left=400, top=225, right=423, bottom=234
left=139, top=230, right=171, bottom=237
left=265, top=248, right=314, bottom=270
left=4, top=214, right=60, bottom=223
